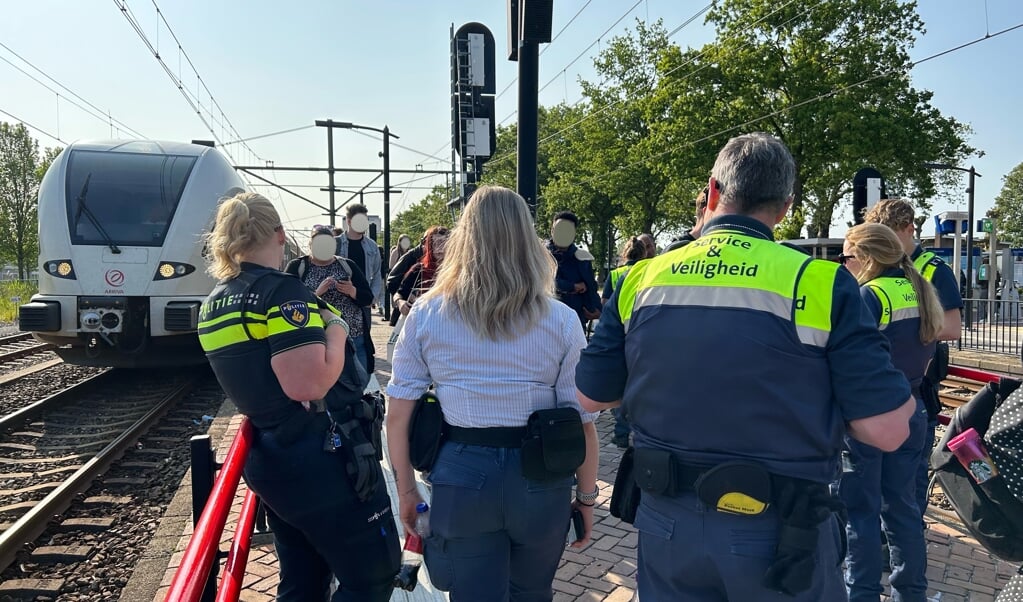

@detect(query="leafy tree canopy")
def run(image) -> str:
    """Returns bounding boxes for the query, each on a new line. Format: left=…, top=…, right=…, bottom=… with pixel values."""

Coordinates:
left=991, top=161, right=1023, bottom=248
left=389, top=185, right=456, bottom=247
left=650, top=0, right=974, bottom=237
left=0, top=123, right=60, bottom=279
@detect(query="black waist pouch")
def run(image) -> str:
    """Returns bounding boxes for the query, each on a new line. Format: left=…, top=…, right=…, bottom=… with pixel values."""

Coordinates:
left=521, top=407, right=585, bottom=481
left=610, top=447, right=642, bottom=524
left=408, top=392, right=444, bottom=471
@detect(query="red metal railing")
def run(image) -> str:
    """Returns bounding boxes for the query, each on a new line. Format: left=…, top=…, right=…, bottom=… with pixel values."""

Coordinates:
left=217, top=490, right=260, bottom=602
left=947, top=365, right=1002, bottom=384
left=165, top=418, right=255, bottom=602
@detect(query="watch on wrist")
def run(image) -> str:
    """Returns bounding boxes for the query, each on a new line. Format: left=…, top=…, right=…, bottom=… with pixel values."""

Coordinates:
left=575, top=487, right=599, bottom=505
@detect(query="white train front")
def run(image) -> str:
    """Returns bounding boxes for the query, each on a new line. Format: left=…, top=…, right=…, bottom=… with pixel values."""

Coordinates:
left=19, top=139, right=245, bottom=367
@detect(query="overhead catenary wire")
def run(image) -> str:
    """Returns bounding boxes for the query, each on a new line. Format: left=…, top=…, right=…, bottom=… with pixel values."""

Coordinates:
left=499, top=0, right=644, bottom=125
left=488, top=0, right=805, bottom=167
left=535, top=0, right=648, bottom=97
left=497, top=0, right=647, bottom=126
left=112, top=0, right=266, bottom=168
left=0, top=107, right=66, bottom=144
left=537, top=0, right=802, bottom=145
left=0, top=42, right=146, bottom=139
left=573, top=21, right=1023, bottom=192
left=112, top=0, right=308, bottom=226
left=113, top=0, right=236, bottom=160
left=495, top=0, right=596, bottom=103
left=342, top=127, right=450, bottom=163
left=220, top=124, right=316, bottom=146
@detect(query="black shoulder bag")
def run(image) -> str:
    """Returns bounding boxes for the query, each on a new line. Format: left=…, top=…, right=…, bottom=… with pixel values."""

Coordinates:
left=408, top=391, right=445, bottom=471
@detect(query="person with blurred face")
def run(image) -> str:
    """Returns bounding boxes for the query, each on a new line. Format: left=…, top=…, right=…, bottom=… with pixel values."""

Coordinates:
left=285, top=225, right=374, bottom=370
left=394, top=226, right=449, bottom=317
left=546, top=211, right=601, bottom=328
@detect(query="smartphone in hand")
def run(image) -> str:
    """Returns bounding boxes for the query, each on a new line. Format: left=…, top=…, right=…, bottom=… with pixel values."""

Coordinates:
left=568, top=508, right=584, bottom=543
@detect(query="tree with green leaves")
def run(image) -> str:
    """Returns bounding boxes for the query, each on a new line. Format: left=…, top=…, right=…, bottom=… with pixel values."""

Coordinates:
left=0, top=123, right=59, bottom=279
left=653, top=0, right=974, bottom=237
left=389, top=185, right=455, bottom=247
left=991, top=162, right=1023, bottom=248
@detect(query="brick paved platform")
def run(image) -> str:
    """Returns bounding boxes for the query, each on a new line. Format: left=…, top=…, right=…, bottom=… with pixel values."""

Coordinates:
left=131, top=315, right=1020, bottom=602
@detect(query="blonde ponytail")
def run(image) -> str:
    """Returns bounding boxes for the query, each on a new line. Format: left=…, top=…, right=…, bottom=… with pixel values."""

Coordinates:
left=205, top=192, right=280, bottom=280
left=847, top=223, right=945, bottom=343
left=898, top=254, right=945, bottom=344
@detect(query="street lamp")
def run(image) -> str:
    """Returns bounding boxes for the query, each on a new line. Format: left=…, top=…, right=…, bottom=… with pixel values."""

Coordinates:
left=923, top=162, right=982, bottom=328
left=315, top=119, right=399, bottom=320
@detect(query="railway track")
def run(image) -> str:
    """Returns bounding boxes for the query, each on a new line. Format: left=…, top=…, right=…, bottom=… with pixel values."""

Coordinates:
left=0, top=333, right=55, bottom=365
left=0, top=369, right=202, bottom=574
left=937, top=375, right=985, bottom=411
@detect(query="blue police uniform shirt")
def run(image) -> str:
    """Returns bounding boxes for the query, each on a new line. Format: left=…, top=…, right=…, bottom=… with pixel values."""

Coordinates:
left=912, top=244, right=963, bottom=311
left=860, top=267, right=937, bottom=394
left=575, top=214, right=911, bottom=483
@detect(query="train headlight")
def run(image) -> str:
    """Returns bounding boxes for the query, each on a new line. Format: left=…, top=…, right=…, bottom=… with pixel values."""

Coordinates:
left=46, top=259, right=77, bottom=280
left=154, top=262, right=196, bottom=281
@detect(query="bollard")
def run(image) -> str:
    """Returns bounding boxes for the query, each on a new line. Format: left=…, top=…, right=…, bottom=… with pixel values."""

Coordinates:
left=190, top=435, right=221, bottom=602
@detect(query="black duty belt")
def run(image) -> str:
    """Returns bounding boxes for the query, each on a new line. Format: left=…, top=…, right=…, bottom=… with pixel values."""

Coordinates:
left=445, top=424, right=527, bottom=448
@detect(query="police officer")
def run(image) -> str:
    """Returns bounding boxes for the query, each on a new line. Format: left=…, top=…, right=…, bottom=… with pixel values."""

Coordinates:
left=547, top=211, right=601, bottom=328
left=602, top=236, right=648, bottom=304
left=841, top=223, right=947, bottom=601
left=601, top=236, right=649, bottom=449
left=863, top=199, right=963, bottom=515
left=199, top=192, right=399, bottom=601
left=576, top=133, right=915, bottom=601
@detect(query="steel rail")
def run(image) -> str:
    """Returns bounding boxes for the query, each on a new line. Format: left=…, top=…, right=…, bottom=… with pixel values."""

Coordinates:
left=0, top=370, right=112, bottom=433
left=0, top=343, right=56, bottom=363
left=0, top=375, right=200, bottom=572
left=0, top=358, right=64, bottom=386
left=0, top=334, right=33, bottom=346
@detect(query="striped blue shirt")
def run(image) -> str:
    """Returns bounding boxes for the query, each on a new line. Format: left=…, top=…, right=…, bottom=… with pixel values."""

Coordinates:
left=387, top=294, right=596, bottom=428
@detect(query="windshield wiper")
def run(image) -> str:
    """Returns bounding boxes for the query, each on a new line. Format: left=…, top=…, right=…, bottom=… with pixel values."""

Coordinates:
left=74, top=173, right=121, bottom=254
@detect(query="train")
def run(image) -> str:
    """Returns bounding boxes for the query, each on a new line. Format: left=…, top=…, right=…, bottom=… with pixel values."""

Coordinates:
left=17, top=139, right=298, bottom=368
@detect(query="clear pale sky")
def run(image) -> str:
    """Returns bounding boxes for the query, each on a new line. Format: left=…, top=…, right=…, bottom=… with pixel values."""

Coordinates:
left=2, top=1, right=1021, bottom=239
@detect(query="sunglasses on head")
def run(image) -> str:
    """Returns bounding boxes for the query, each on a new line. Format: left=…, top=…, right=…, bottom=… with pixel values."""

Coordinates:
left=837, top=253, right=855, bottom=265
left=311, top=224, right=333, bottom=235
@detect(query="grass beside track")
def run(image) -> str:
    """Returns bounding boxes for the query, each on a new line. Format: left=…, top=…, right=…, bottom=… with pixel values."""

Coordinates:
left=0, top=282, right=37, bottom=323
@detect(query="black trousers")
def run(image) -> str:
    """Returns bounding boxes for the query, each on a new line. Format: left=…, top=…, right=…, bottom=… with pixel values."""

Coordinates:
left=244, top=420, right=400, bottom=601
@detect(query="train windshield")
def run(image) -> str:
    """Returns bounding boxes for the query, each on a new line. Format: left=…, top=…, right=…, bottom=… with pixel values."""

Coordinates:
left=65, top=150, right=197, bottom=247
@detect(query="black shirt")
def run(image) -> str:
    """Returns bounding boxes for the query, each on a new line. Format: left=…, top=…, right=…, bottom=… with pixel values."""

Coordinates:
left=198, top=263, right=326, bottom=430
left=345, top=236, right=367, bottom=280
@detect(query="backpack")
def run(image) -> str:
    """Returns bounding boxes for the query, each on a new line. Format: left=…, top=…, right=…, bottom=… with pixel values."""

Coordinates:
left=931, top=376, right=1023, bottom=560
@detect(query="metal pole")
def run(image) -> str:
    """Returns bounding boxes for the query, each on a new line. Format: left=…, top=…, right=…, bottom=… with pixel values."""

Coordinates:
left=189, top=435, right=218, bottom=602
left=383, top=126, right=392, bottom=322
left=989, top=220, right=999, bottom=322
left=965, top=166, right=976, bottom=330
left=517, top=37, right=539, bottom=217
left=327, top=126, right=336, bottom=225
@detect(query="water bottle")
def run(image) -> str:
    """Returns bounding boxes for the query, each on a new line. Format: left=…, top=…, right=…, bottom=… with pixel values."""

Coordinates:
left=394, top=502, right=430, bottom=591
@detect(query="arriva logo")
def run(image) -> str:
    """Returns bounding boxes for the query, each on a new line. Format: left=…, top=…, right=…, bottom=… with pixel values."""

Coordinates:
left=105, top=269, right=125, bottom=287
